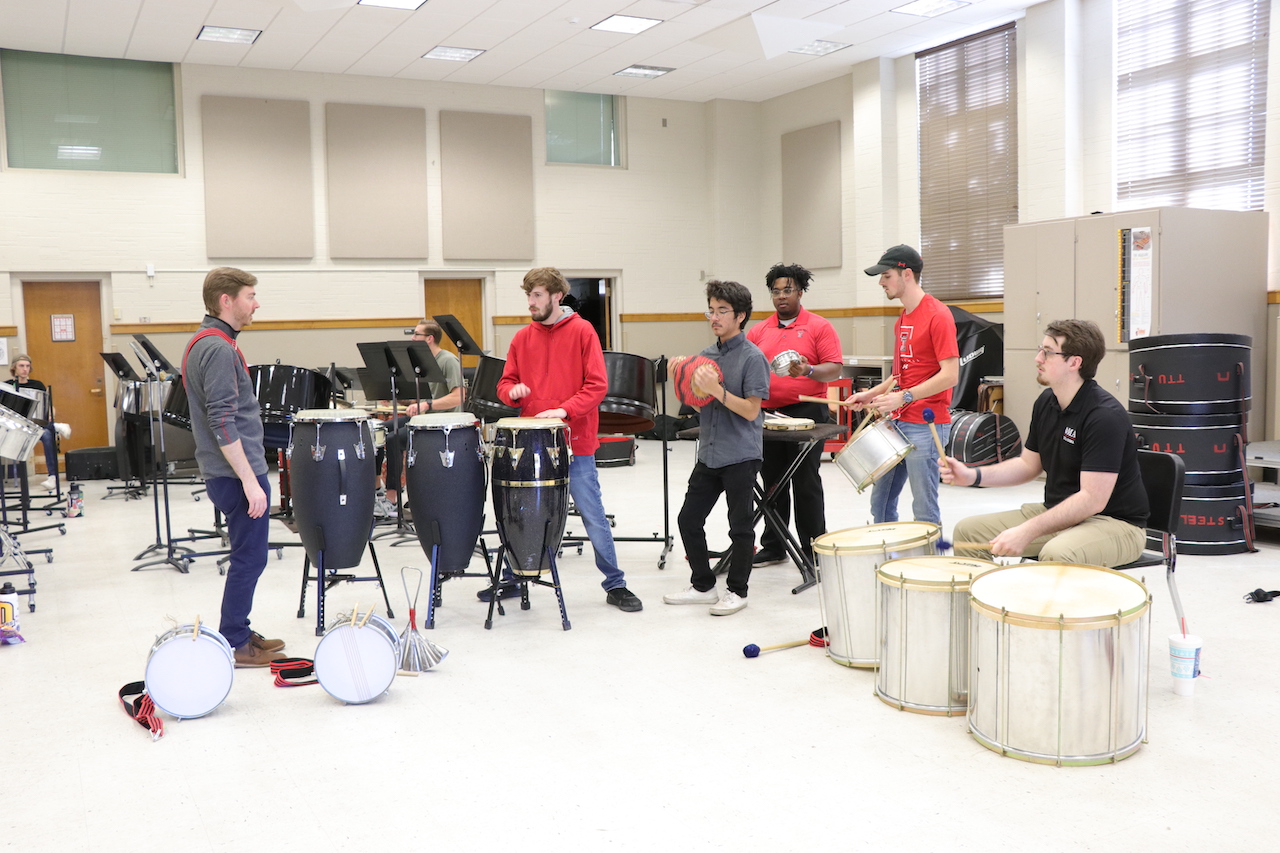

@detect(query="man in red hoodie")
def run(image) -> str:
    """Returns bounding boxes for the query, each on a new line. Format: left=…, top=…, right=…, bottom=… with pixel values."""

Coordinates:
left=488, top=267, right=642, bottom=612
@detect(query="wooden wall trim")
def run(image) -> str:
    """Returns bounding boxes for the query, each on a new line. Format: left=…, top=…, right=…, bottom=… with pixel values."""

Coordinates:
left=1269, top=291, right=1280, bottom=304
left=493, top=315, right=530, bottom=325
left=110, top=317, right=422, bottom=335
left=0, top=326, right=18, bottom=337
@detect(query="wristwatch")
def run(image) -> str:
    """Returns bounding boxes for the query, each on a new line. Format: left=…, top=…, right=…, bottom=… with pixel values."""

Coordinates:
left=901, top=389, right=915, bottom=404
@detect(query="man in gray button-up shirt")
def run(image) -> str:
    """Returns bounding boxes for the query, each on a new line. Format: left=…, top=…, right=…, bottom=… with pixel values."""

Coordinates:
left=665, top=280, right=770, bottom=617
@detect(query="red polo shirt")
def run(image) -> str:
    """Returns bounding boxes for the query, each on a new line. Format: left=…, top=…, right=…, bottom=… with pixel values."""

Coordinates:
left=746, top=306, right=843, bottom=408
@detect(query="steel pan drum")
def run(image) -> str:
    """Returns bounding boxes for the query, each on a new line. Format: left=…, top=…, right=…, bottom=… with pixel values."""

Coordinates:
left=491, top=417, right=570, bottom=576
left=600, top=351, right=657, bottom=434
left=0, top=384, right=47, bottom=422
left=0, top=404, right=44, bottom=462
left=162, top=377, right=192, bottom=430
left=1129, top=333, right=1251, bottom=415
left=466, top=356, right=520, bottom=423
left=288, top=409, right=375, bottom=570
left=405, top=413, right=486, bottom=574
left=251, top=364, right=333, bottom=448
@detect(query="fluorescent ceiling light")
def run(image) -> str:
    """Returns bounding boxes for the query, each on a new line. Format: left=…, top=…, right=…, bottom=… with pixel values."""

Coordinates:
left=358, top=0, right=429, bottom=10
left=57, top=145, right=102, bottom=160
left=423, top=45, right=485, bottom=62
left=197, top=26, right=261, bottom=45
left=614, top=64, right=674, bottom=79
left=592, top=15, right=662, bottom=35
left=892, top=0, right=970, bottom=17
left=789, top=40, right=851, bottom=56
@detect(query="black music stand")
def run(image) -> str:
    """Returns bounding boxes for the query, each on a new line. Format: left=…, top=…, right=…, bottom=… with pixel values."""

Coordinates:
left=100, top=353, right=148, bottom=500
left=133, top=334, right=177, bottom=377
left=433, top=314, right=485, bottom=357
left=356, top=343, right=416, bottom=541
left=388, top=341, right=449, bottom=406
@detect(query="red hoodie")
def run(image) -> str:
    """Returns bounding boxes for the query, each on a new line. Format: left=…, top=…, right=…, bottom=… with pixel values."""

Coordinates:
left=497, top=310, right=607, bottom=456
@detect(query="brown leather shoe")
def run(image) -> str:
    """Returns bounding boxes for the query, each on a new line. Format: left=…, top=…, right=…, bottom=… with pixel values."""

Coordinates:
left=250, top=631, right=285, bottom=653
left=234, top=643, right=286, bottom=668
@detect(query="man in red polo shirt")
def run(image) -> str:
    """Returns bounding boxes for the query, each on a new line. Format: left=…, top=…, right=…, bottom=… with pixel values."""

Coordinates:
left=746, top=263, right=844, bottom=566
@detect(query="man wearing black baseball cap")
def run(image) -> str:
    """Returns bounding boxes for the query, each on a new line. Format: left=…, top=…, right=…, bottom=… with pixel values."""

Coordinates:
left=849, top=244, right=959, bottom=525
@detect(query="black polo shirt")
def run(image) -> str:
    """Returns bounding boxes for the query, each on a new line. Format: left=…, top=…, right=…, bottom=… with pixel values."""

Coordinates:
left=1026, top=380, right=1149, bottom=529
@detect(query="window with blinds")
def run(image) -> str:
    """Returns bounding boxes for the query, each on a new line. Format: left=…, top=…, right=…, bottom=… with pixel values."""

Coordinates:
left=1117, top=0, right=1269, bottom=211
left=917, top=23, right=1018, bottom=302
left=545, top=91, right=622, bottom=166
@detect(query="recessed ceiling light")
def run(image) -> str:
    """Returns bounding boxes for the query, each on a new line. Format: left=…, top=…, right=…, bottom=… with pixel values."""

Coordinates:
left=789, top=40, right=851, bottom=57
left=892, top=0, right=971, bottom=18
left=197, top=26, right=261, bottom=45
left=614, top=64, right=674, bottom=79
left=592, top=15, right=662, bottom=35
left=423, top=45, right=485, bottom=62
left=358, top=0, right=429, bottom=9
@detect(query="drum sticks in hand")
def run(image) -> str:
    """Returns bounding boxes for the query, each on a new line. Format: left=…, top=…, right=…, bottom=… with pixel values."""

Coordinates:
left=921, top=407, right=949, bottom=460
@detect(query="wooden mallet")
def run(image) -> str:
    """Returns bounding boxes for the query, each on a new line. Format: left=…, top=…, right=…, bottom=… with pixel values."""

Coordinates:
left=922, top=407, right=949, bottom=460
left=743, top=639, right=810, bottom=658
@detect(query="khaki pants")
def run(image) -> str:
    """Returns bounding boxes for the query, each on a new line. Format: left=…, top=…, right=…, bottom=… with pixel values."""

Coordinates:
left=953, top=503, right=1146, bottom=567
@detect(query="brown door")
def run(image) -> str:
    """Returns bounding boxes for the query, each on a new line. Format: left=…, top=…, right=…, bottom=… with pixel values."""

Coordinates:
left=424, top=278, right=484, bottom=369
left=21, top=281, right=109, bottom=472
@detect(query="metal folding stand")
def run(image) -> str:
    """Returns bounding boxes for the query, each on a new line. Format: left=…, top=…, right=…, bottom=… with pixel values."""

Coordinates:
left=487, top=519, right=572, bottom=631
left=1, top=465, right=60, bottom=563
left=297, top=541, right=395, bottom=637
left=0, top=526, right=37, bottom=612
left=418, top=519, right=498, bottom=628
left=100, top=353, right=149, bottom=501
left=129, top=345, right=194, bottom=573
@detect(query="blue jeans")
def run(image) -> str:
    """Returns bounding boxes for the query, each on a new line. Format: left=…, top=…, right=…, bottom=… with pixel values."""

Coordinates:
left=206, top=474, right=271, bottom=649
left=568, top=454, right=625, bottom=590
left=870, top=421, right=950, bottom=526
left=40, top=426, right=58, bottom=477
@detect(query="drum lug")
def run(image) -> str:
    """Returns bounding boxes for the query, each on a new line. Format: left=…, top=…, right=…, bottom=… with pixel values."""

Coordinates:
left=439, top=449, right=455, bottom=468
left=354, top=438, right=366, bottom=460
left=311, top=443, right=326, bottom=462
left=407, top=447, right=416, bottom=469
left=286, top=443, right=294, bottom=461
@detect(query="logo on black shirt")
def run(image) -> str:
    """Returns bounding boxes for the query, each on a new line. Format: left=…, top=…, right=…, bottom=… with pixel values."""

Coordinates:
left=1063, top=426, right=1077, bottom=445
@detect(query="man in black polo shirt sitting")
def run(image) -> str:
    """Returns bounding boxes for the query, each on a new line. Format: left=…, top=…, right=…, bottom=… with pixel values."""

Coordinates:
left=940, top=319, right=1148, bottom=566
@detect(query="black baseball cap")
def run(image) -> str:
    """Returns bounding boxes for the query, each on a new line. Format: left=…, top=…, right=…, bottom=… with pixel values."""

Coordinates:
left=864, top=244, right=923, bottom=276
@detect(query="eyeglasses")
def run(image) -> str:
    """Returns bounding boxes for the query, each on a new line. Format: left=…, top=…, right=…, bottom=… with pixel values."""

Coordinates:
left=1037, top=346, right=1072, bottom=359
left=705, top=308, right=736, bottom=319
left=769, top=287, right=798, bottom=297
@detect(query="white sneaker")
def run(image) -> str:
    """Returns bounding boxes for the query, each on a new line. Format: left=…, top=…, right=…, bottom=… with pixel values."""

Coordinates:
left=40, top=476, right=56, bottom=491
left=663, top=585, right=719, bottom=605
left=53, top=422, right=72, bottom=440
left=709, top=591, right=747, bottom=616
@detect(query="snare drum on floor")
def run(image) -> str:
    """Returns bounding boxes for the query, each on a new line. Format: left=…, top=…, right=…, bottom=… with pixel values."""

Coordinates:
left=812, top=522, right=940, bottom=668
left=876, top=555, right=997, bottom=715
left=144, top=624, right=235, bottom=719
left=968, top=562, right=1151, bottom=766
left=834, top=419, right=914, bottom=492
left=313, top=609, right=400, bottom=705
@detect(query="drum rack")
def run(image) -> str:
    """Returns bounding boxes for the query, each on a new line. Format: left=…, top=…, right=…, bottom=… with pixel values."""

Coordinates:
left=0, top=527, right=38, bottom=611
left=1, top=465, right=61, bottom=561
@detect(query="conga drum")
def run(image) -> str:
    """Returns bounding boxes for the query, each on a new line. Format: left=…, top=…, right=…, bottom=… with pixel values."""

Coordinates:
left=811, top=522, right=940, bottom=668
left=875, top=555, right=997, bottom=715
left=288, top=409, right=376, bottom=570
left=491, top=417, right=570, bottom=577
left=968, top=563, right=1151, bottom=766
left=405, top=412, right=486, bottom=573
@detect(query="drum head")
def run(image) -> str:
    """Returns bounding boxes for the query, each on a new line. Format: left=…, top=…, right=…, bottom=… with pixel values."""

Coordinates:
left=494, top=417, right=566, bottom=430
left=877, top=555, right=996, bottom=589
left=145, top=628, right=235, bottom=719
left=970, top=562, right=1150, bottom=628
left=409, top=412, right=478, bottom=429
left=314, top=615, right=399, bottom=704
left=294, top=408, right=362, bottom=422
left=764, top=417, right=814, bottom=431
left=813, top=522, right=940, bottom=556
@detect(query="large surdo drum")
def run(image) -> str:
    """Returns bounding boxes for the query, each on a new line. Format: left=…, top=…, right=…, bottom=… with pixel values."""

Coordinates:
left=288, top=409, right=375, bottom=570
left=251, top=364, right=334, bottom=449
left=405, top=413, right=486, bottom=574
left=491, top=417, right=570, bottom=577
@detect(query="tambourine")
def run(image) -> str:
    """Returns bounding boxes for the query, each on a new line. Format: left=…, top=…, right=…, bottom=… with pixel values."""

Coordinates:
left=671, top=356, right=723, bottom=407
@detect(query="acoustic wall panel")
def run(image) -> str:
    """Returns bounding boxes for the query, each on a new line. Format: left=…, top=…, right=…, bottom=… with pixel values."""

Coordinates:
left=202, top=95, right=314, bottom=258
left=781, top=121, right=842, bottom=269
left=440, top=110, right=534, bottom=261
left=326, top=103, right=428, bottom=259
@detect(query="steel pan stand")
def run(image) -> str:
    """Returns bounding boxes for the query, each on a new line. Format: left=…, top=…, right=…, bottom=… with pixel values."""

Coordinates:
left=297, top=541, right=395, bottom=637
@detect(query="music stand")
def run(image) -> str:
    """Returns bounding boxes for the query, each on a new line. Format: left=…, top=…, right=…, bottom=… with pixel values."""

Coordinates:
left=433, top=315, right=485, bottom=357
left=99, top=353, right=148, bottom=500
left=101, top=352, right=141, bottom=383
left=388, top=341, right=449, bottom=405
left=132, top=334, right=177, bottom=377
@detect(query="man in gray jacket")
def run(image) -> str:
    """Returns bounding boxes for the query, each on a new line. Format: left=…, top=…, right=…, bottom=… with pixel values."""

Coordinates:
left=182, top=267, right=284, bottom=667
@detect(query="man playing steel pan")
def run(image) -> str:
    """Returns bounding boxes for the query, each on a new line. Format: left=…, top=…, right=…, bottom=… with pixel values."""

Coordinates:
left=939, top=319, right=1149, bottom=566
left=746, top=263, right=844, bottom=568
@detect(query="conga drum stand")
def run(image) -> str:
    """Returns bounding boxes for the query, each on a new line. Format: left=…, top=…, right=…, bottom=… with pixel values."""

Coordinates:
left=297, top=542, right=395, bottom=637
left=488, top=519, right=572, bottom=632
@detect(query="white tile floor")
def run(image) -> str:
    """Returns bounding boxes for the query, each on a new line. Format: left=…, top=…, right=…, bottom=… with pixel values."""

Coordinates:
left=5, top=440, right=1279, bottom=852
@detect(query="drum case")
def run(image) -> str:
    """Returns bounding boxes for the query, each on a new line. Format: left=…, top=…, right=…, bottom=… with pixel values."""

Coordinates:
left=66, top=446, right=119, bottom=480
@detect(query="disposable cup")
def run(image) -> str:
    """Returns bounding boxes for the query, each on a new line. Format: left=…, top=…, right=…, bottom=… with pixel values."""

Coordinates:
left=1169, top=633, right=1203, bottom=696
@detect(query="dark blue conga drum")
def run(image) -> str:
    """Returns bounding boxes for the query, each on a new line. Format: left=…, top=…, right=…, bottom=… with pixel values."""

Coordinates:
left=405, top=412, right=486, bottom=573
left=491, top=417, right=570, bottom=577
left=288, top=409, right=375, bottom=570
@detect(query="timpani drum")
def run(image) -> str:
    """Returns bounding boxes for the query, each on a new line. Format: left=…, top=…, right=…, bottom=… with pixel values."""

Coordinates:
left=968, top=563, right=1151, bottom=766
left=875, top=555, right=997, bottom=715
left=313, top=609, right=400, bottom=705
left=405, top=413, right=486, bottom=574
left=491, top=417, right=570, bottom=577
left=288, top=409, right=376, bottom=571
left=812, top=522, right=940, bottom=668
left=144, top=624, right=235, bottom=719
left=833, top=419, right=914, bottom=493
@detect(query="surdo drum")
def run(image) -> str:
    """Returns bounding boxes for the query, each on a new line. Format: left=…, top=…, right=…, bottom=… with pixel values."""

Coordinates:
left=491, top=417, right=570, bottom=577
left=288, top=409, right=376, bottom=571
left=834, top=419, right=914, bottom=493
left=875, top=555, right=997, bottom=716
left=405, top=413, right=486, bottom=573
left=812, top=522, right=940, bottom=668
left=144, top=624, right=235, bottom=719
left=968, top=563, right=1151, bottom=766
left=313, top=609, right=400, bottom=705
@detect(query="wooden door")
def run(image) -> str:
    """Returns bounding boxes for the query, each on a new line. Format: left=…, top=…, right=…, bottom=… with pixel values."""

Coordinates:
left=424, top=278, right=484, bottom=369
left=21, top=281, right=109, bottom=471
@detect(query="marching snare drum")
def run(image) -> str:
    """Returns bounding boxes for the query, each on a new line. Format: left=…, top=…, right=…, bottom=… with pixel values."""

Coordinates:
left=406, top=413, right=486, bottom=574
left=968, top=562, right=1151, bottom=766
left=812, top=522, right=940, bottom=668
left=144, top=624, right=235, bottom=719
left=0, top=404, right=44, bottom=463
left=876, top=555, right=997, bottom=715
left=491, top=417, right=570, bottom=576
left=833, top=418, right=914, bottom=493
left=250, top=364, right=334, bottom=449
left=313, top=610, right=400, bottom=705
left=288, top=409, right=376, bottom=570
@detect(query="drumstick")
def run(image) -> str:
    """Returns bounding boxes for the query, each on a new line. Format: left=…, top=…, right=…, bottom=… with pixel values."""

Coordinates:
left=797, top=394, right=858, bottom=407
left=848, top=409, right=880, bottom=442
left=350, top=605, right=359, bottom=628
left=921, top=407, right=948, bottom=459
left=938, top=538, right=999, bottom=552
left=192, top=614, right=200, bottom=639
left=743, top=639, right=811, bottom=658
left=359, top=606, right=376, bottom=628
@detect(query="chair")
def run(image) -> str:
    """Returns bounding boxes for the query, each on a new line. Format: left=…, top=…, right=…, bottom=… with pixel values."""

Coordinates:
left=1114, top=449, right=1187, bottom=630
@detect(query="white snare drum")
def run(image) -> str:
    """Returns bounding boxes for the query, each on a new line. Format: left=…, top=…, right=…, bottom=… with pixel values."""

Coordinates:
left=763, top=417, right=815, bottom=431
left=812, top=522, right=940, bottom=668
left=770, top=349, right=803, bottom=377
left=968, top=563, right=1151, bottom=766
left=834, top=419, right=913, bottom=493
left=313, top=610, right=400, bottom=704
left=876, top=556, right=997, bottom=715
left=144, top=624, right=235, bottom=719
left=0, top=404, right=46, bottom=463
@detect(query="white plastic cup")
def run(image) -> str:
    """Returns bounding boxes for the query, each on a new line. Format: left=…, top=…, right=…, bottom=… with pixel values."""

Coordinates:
left=1169, top=633, right=1203, bottom=696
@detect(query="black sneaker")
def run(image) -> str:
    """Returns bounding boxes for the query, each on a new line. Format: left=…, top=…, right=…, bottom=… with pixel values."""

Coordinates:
left=751, top=550, right=786, bottom=566
left=606, top=587, right=643, bottom=612
left=476, top=582, right=522, bottom=603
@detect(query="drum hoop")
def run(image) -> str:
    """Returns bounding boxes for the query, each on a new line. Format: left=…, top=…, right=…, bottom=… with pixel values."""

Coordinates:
left=876, top=556, right=996, bottom=590
left=294, top=409, right=362, bottom=422
left=493, top=478, right=570, bottom=488
left=813, top=524, right=940, bottom=556
left=968, top=563, right=1151, bottom=629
